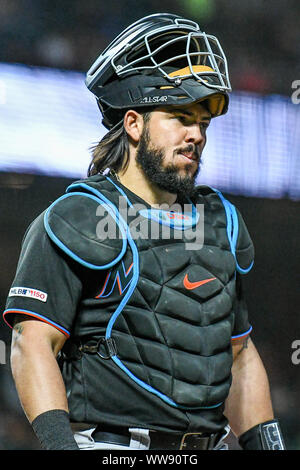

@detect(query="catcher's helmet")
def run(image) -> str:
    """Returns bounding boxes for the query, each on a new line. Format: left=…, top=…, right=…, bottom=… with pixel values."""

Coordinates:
left=86, top=13, right=231, bottom=129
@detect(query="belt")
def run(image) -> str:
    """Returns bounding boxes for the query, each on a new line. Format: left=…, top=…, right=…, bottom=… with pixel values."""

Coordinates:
left=92, top=426, right=223, bottom=450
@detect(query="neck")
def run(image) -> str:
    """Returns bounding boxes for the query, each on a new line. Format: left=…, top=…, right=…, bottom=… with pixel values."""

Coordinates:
left=116, top=156, right=177, bottom=208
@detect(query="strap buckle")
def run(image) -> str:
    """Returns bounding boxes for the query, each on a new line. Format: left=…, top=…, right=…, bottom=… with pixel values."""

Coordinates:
left=79, top=337, right=117, bottom=360
left=179, top=432, right=216, bottom=450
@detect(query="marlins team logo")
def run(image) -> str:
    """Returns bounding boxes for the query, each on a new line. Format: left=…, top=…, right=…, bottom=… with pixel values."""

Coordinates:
left=95, top=261, right=134, bottom=299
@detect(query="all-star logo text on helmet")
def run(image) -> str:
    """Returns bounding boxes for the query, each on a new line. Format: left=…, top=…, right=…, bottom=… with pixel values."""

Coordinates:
left=140, top=96, right=168, bottom=104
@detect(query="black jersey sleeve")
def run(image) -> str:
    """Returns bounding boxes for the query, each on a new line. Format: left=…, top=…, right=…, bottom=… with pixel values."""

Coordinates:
left=3, top=212, right=83, bottom=337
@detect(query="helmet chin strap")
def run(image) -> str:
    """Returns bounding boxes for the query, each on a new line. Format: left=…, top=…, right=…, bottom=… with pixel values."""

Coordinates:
left=103, top=118, right=123, bottom=132
left=97, top=98, right=124, bottom=131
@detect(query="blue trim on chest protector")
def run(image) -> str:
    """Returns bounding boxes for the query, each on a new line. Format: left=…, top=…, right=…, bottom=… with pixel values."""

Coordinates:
left=213, top=189, right=254, bottom=274
left=138, top=208, right=199, bottom=229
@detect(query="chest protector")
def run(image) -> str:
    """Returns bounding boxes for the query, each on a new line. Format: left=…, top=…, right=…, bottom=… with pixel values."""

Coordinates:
left=44, top=175, right=254, bottom=410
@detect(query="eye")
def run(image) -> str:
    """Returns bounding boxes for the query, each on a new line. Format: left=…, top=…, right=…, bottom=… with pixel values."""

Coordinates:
left=176, top=115, right=187, bottom=123
left=175, top=115, right=190, bottom=125
left=200, top=122, right=210, bottom=131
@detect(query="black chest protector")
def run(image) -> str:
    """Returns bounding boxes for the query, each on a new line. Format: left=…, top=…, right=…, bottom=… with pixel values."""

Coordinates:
left=44, top=175, right=254, bottom=410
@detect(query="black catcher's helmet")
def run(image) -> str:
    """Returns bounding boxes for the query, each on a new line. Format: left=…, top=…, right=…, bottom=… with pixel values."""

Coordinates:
left=86, top=13, right=231, bottom=129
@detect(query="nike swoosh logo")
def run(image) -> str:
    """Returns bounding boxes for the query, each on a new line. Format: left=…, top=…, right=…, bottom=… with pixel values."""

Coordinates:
left=183, top=274, right=217, bottom=290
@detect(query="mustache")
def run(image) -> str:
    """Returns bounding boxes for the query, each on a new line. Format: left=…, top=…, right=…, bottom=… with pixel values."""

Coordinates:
left=175, top=144, right=201, bottom=162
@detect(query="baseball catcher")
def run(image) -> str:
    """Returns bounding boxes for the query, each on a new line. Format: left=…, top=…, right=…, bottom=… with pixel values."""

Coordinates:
left=4, top=13, right=286, bottom=451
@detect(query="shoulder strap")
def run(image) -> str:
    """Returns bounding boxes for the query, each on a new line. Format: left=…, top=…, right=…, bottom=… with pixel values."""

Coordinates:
left=211, top=188, right=254, bottom=274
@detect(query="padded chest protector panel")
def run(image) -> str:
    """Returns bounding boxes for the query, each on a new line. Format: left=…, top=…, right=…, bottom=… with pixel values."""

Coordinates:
left=44, top=192, right=127, bottom=270
left=44, top=177, right=254, bottom=410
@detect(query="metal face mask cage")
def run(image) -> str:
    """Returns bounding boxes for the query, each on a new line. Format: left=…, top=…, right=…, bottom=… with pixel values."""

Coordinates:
left=110, top=22, right=231, bottom=92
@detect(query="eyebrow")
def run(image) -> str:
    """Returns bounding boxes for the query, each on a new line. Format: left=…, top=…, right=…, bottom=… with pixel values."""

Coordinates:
left=171, top=108, right=212, bottom=121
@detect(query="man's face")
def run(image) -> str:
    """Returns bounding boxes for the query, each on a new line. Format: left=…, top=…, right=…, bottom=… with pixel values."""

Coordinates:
left=136, top=102, right=211, bottom=197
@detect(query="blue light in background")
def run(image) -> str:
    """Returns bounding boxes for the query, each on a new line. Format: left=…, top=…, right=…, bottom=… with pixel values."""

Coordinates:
left=0, top=62, right=299, bottom=199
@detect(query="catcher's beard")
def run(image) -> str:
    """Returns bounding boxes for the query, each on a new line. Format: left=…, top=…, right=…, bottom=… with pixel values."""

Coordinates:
left=136, top=126, right=201, bottom=198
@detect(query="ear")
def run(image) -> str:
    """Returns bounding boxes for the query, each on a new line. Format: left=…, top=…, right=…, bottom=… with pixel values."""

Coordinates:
left=123, top=110, right=144, bottom=143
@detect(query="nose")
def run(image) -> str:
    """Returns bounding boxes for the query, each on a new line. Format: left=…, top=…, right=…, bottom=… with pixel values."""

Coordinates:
left=184, top=123, right=205, bottom=146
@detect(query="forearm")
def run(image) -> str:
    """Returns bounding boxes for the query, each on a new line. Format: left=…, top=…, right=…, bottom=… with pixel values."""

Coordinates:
left=225, top=338, right=274, bottom=437
left=10, top=320, right=79, bottom=450
left=11, top=337, right=69, bottom=423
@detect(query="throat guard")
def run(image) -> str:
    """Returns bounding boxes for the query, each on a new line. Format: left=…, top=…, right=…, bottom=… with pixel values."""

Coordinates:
left=44, top=175, right=254, bottom=409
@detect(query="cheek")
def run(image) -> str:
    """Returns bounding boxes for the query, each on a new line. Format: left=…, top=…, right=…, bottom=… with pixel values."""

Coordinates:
left=149, top=120, right=186, bottom=148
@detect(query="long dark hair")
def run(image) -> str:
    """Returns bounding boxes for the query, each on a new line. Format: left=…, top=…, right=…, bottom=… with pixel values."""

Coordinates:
left=87, top=109, right=152, bottom=177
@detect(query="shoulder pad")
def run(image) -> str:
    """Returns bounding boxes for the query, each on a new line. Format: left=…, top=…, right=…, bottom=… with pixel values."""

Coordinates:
left=195, top=186, right=254, bottom=274
left=44, top=192, right=127, bottom=270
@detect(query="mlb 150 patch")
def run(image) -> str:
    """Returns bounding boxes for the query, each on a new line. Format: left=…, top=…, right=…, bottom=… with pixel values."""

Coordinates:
left=9, top=287, right=48, bottom=302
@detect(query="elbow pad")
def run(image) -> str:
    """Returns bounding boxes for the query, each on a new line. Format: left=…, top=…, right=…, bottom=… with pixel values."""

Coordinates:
left=238, top=419, right=286, bottom=450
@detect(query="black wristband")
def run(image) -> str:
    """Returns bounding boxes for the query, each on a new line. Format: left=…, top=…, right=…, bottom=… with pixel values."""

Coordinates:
left=238, top=419, right=286, bottom=450
left=31, top=409, right=80, bottom=450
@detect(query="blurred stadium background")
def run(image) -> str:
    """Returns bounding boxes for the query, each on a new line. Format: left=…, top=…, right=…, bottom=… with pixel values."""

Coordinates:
left=0, top=0, right=299, bottom=450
